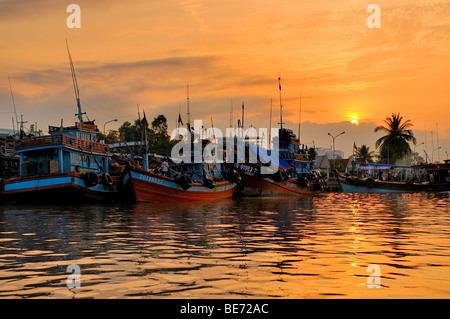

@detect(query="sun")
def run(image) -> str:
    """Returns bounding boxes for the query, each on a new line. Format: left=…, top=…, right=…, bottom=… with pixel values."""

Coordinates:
left=349, top=115, right=359, bottom=125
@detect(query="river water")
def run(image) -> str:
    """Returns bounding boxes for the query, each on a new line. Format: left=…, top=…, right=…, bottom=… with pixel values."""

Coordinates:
left=0, top=192, right=449, bottom=299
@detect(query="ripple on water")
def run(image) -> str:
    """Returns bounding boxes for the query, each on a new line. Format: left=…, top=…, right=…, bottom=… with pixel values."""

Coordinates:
left=0, top=193, right=449, bottom=298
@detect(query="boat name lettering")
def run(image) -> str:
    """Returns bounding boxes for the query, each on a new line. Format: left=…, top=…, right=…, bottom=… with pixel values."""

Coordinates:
left=140, top=174, right=164, bottom=184
left=236, top=164, right=258, bottom=174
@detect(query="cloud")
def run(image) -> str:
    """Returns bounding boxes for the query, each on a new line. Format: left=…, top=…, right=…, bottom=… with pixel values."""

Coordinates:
left=0, top=0, right=449, bottom=157
left=0, top=0, right=56, bottom=21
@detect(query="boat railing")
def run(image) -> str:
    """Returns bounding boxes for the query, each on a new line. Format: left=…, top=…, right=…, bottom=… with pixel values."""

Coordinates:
left=17, top=134, right=109, bottom=153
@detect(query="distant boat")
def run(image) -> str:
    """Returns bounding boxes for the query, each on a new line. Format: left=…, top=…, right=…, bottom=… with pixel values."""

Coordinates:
left=334, top=161, right=450, bottom=193
left=0, top=137, right=19, bottom=180
left=122, top=154, right=238, bottom=203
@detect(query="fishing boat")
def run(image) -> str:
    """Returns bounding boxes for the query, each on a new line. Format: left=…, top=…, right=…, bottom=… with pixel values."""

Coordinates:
left=122, top=153, right=238, bottom=203
left=231, top=77, right=324, bottom=196
left=1, top=121, right=121, bottom=202
left=121, top=101, right=238, bottom=203
left=0, top=42, right=121, bottom=202
left=0, top=134, right=19, bottom=181
left=334, top=161, right=450, bottom=193
left=231, top=141, right=323, bottom=197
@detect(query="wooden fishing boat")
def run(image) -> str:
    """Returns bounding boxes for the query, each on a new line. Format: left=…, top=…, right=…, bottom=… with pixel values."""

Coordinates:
left=1, top=122, right=121, bottom=203
left=231, top=143, right=324, bottom=197
left=0, top=42, right=121, bottom=203
left=334, top=161, right=450, bottom=193
left=122, top=156, right=238, bottom=203
left=231, top=77, right=324, bottom=197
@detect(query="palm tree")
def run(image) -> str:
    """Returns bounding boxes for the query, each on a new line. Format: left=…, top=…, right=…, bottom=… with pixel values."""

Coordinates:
left=356, top=144, right=375, bottom=163
left=374, top=113, right=416, bottom=164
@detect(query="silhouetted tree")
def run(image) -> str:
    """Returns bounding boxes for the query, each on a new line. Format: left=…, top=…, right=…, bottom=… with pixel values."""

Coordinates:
left=374, top=113, right=416, bottom=164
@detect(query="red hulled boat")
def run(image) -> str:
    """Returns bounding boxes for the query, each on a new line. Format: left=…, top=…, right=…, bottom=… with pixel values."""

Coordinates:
left=122, top=155, right=238, bottom=203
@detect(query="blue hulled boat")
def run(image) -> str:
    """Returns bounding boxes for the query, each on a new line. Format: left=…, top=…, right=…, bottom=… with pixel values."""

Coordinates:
left=0, top=42, right=121, bottom=203
left=1, top=121, right=120, bottom=203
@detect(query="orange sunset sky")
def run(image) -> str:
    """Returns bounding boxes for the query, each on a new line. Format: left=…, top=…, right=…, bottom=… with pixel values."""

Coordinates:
left=0, top=0, right=449, bottom=160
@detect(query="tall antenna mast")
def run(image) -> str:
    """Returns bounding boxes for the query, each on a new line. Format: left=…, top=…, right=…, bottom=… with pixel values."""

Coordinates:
left=66, top=39, right=85, bottom=135
left=241, top=102, right=245, bottom=131
left=436, top=123, right=440, bottom=162
left=8, top=77, right=19, bottom=130
left=230, top=99, right=233, bottom=128
left=187, top=83, right=191, bottom=133
left=278, top=76, right=285, bottom=130
left=431, top=130, right=434, bottom=162
left=269, top=99, right=273, bottom=150
left=298, top=93, right=302, bottom=143
left=424, top=122, right=428, bottom=161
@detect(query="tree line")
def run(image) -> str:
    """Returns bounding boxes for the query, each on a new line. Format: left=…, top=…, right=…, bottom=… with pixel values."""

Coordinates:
left=102, top=112, right=426, bottom=165
left=99, top=114, right=174, bottom=155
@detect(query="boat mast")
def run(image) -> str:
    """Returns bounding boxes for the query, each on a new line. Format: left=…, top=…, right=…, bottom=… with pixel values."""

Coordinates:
left=436, top=122, right=440, bottom=162
left=269, top=98, right=272, bottom=150
left=210, top=117, right=216, bottom=141
left=142, top=110, right=149, bottom=170
left=230, top=99, right=233, bottom=128
left=66, top=39, right=85, bottom=137
left=11, top=117, right=15, bottom=136
left=8, top=77, right=19, bottom=131
left=187, top=83, right=191, bottom=133
left=298, top=94, right=302, bottom=143
left=278, top=76, right=285, bottom=130
left=241, top=102, right=244, bottom=131
left=18, top=115, right=27, bottom=140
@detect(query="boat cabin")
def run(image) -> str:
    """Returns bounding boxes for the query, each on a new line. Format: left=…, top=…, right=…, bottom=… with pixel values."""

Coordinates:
left=421, top=161, right=450, bottom=183
left=276, top=128, right=315, bottom=179
left=15, top=121, right=110, bottom=177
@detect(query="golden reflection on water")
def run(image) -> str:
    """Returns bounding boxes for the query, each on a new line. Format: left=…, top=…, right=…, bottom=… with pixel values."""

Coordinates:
left=0, top=192, right=449, bottom=299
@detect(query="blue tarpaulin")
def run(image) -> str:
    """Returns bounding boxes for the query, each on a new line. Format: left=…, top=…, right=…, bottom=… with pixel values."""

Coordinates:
left=357, top=165, right=392, bottom=170
left=248, top=144, right=292, bottom=170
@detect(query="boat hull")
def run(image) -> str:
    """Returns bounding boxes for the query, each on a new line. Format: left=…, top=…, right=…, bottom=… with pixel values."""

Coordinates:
left=126, top=168, right=236, bottom=203
left=1, top=172, right=119, bottom=203
left=335, top=172, right=450, bottom=193
left=234, top=168, right=321, bottom=197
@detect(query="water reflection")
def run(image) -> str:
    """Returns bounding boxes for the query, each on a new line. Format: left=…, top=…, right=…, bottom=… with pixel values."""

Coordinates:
left=0, top=193, right=449, bottom=298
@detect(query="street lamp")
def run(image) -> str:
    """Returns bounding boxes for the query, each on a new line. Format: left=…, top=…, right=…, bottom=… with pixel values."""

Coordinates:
left=423, top=150, right=428, bottom=163
left=432, top=146, right=442, bottom=163
left=414, top=142, right=424, bottom=153
left=328, top=131, right=345, bottom=167
left=386, top=136, right=400, bottom=165
left=104, top=119, right=118, bottom=135
left=413, top=142, right=424, bottom=165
